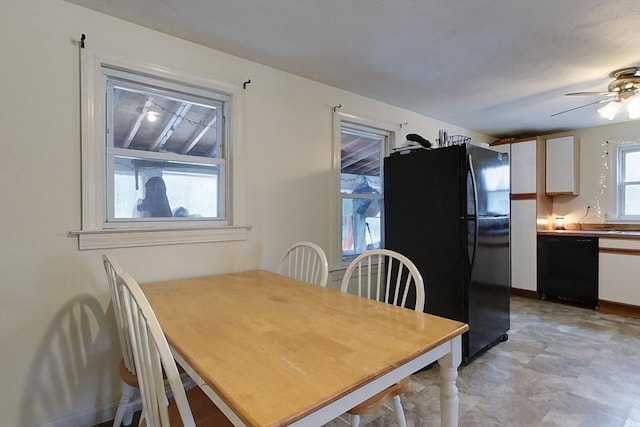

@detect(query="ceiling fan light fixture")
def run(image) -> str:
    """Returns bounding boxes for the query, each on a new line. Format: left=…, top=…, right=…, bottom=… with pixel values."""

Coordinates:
left=628, top=93, right=640, bottom=119
left=597, top=101, right=621, bottom=120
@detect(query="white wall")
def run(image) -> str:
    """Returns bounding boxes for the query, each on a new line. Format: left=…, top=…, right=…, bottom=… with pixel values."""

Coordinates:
left=544, top=121, right=639, bottom=224
left=0, top=2, right=493, bottom=426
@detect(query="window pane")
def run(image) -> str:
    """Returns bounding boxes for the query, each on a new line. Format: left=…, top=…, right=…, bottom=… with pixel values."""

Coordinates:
left=623, top=151, right=640, bottom=182
left=624, top=184, right=640, bottom=215
left=163, top=171, right=219, bottom=217
left=340, top=128, right=383, bottom=193
left=341, top=197, right=382, bottom=261
left=114, top=172, right=145, bottom=218
left=112, top=156, right=219, bottom=220
left=111, top=85, right=222, bottom=159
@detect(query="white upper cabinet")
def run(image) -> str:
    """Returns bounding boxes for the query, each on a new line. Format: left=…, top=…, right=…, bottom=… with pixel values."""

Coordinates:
left=511, top=140, right=537, bottom=194
left=546, top=136, right=580, bottom=195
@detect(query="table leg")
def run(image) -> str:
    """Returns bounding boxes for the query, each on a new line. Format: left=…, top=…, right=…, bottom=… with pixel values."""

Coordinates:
left=437, top=335, right=462, bottom=427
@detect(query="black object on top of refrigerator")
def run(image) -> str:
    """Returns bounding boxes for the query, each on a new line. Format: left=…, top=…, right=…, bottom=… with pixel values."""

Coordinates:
left=384, top=144, right=510, bottom=364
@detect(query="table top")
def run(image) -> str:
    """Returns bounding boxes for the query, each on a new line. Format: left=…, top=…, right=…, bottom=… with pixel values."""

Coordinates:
left=141, top=269, right=468, bottom=427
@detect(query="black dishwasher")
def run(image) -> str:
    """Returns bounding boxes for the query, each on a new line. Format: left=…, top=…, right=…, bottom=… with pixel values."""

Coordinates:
left=537, top=235, right=599, bottom=309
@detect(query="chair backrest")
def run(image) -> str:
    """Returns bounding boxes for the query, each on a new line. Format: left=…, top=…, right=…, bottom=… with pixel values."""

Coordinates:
left=340, top=249, right=425, bottom=311
left=116, top=271, right=196, bottom=427
left=103, top=254, right=136, bottom=374
left=277, top=241, right=329, bottom=286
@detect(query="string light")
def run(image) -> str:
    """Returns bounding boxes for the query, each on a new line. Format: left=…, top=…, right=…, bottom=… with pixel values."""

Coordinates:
left=146, top=98, right=217, bottom=129
left=117, top=87, right=218, bottom=130
left=594, top=141, right=609, bottom=219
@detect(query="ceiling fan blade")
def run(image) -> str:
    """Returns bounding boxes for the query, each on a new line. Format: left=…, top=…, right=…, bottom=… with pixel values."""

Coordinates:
left=550, top=99, right=611, bottom=117
left=565, top=92, right=616, bottom=96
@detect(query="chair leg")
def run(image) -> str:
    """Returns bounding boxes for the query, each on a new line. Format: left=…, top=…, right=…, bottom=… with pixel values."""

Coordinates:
left=122, top=405, right=135, bottom=427
left=350, top=414, right=361, bottom=427
left=113, top=381, right=136, bottom=427
left=392, top=395, right=407, bottom=427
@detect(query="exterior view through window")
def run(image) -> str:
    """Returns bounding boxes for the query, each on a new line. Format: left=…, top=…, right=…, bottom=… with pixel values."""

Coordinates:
left=104, top=67, right=229, bottom=226
left=340, top=122, right=388, bottom=262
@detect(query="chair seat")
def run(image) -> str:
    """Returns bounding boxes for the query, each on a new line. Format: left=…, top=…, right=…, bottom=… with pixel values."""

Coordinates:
left=119, top=359, right=139, bottom=387
left=119, top=358, right=191, bottom=388
left=348, top=377, right=411, bottom=415
left=140, top=386, right=234, bottom=427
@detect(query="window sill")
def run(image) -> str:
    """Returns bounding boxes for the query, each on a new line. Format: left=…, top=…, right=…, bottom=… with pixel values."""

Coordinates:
left=69, top=225, right=251, bottom=250
left=605, top=218, right=640, bottom=224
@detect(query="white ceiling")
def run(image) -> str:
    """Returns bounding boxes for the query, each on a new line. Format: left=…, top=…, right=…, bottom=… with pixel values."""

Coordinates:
left=66, top=0, right=640, bottom=138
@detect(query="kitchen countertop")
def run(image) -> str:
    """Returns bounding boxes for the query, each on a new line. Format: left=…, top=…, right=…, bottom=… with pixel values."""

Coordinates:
left=538, top=229, right=640, bottom=239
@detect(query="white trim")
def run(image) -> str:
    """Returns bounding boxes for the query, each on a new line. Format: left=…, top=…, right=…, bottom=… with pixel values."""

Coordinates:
left=35, top=400, right=136, bottom=427
left=606, top=141, right=640, bottom=221
left=618, top=144, right=640, bottom=221
left=70, top=225, right=250, bottom=250
left=107, top=147, right=226, bottom=165
left=77, top=47, right=248, bottom=249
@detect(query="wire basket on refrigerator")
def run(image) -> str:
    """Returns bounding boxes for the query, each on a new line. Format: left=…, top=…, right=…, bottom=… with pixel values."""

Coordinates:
left=437, top=135, right=471, bottom=147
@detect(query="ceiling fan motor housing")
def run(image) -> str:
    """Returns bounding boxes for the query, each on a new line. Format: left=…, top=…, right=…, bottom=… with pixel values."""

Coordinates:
left=608, top=67, right=640, bottom=100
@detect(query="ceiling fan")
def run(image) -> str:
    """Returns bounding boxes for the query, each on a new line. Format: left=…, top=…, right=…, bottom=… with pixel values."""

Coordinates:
left=552, top=67, right=640, bottom=119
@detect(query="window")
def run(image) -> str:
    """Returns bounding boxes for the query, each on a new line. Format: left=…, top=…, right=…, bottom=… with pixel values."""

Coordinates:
left=104, top=67, right=227, bottom=227
left=616, top=143, right=640, bottom=219
left=334, top=114, right=392, bottom=266
left=75, top=50, right=248, bottom=249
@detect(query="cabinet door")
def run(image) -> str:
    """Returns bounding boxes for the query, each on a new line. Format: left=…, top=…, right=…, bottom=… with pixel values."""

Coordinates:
left=511, top=199, right=537, bottom=291
left=511, top=140, right=537, bottom=194
left=599, top=238, right=640, bottom=305
left=546, top=136, right=579, bottom=195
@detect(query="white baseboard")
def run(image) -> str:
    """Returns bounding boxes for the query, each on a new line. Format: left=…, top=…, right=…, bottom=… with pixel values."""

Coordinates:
left=38, top=377, right=196, bottom=427
left=38, top=400, right=142, bottom=427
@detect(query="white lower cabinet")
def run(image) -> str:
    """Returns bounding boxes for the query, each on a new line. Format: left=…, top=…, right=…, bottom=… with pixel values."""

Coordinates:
left=511, top=200, right=537, bottom=291
left=599, top=238, right=640, bottom=305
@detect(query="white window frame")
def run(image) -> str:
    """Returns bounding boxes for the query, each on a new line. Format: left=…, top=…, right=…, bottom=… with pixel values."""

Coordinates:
left=103, top=67, right=228, bottom=227
left=72, top=48, right=249, bottom=250
left=331, top=111, right=394, bottom=274
left=607, top=141, right=640, bottom=222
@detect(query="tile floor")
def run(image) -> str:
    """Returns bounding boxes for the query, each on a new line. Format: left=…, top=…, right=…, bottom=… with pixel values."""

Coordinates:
left=325, top=297, right=640, bottom=427
left=101, top=296, right=640, bottom=427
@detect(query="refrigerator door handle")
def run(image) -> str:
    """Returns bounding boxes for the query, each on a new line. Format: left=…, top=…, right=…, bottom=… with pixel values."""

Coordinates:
left=468, top=154, right=479, bottom=273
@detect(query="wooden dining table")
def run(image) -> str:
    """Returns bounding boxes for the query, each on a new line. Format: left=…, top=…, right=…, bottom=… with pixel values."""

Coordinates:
left=141, top=269, right=469, bottom=427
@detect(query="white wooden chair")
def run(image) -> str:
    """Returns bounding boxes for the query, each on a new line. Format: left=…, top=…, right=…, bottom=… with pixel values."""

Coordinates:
left=103, top=255, right=140, bottom=426
left=103, top=255, right=193, bottom=426
left=277, top=241, right=329, bottom=286
left=116, top=271, right=233, bottom=427
left=340, top=249, right=426, bottom=427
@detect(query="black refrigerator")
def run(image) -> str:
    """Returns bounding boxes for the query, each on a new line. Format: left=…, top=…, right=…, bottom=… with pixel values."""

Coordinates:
left=384, top=144, right=510, bottom=364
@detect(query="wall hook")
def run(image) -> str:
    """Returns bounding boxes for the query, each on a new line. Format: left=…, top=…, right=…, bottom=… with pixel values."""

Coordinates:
left=400, top=122, right=408, bottom=128
left=333, top=104, right=342, bottom=112
left=243, top=79, right=251, bottom=89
